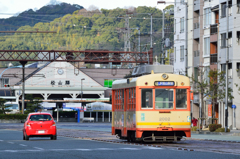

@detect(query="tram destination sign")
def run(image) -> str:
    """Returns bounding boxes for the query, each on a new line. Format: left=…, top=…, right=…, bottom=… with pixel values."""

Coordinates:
left=155, top=81, right=175, bottom=86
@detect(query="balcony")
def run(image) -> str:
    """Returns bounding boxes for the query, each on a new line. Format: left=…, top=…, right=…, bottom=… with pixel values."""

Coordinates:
left=193, top=93, right=199, bottom=104
left=194, top=0, right=200, bottom=11
left=210, top=24, right=218, bottom=35
left=193, top=50, right=200, bottom=67
left=210, top=54, right=218, bottom=65
left=193, top=23, right=200, bottom=39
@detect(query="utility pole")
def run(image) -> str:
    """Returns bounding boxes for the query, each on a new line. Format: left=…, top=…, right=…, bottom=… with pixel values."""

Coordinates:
left=150, top=14, right=153, bottom=48
left=225, top=0, right=229, bottom=132
left=162, top=9, right=165, bottom=64
left=20, top=61, right=27, bottom=114
left=124, top=13, right=132, bottom=51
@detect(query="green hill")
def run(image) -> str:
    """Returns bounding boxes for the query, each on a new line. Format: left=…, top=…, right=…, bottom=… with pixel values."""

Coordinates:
left=0, top=2, right=84, bottom=32
left=0, top=5, right=174, bottom=67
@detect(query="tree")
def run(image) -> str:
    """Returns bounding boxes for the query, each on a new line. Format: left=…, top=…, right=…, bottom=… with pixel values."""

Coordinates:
left=208, top=69, right=234, bottom=124
left=0, top=98, right=12, bottom=114
left=189, top=68, right=234, bottom=128
left=25, top=95, right=43, bottom=114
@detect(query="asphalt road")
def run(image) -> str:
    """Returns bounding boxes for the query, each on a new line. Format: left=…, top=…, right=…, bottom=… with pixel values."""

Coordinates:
left=0, top=129, right=239, bottom=159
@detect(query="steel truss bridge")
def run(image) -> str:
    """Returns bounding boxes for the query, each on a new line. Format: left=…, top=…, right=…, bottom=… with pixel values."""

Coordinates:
left=0, top=49, right=153, bottom=64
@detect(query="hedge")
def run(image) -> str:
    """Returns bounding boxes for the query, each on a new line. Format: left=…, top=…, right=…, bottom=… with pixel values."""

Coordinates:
left=215, top=128, right=230, bottom=132
left=0, top=114, right=28, bottom=120
left=209, top=124, right=222, bottom=132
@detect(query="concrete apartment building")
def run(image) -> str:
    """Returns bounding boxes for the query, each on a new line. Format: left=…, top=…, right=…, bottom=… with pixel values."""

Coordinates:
left=174, top=0, right=240, bottom=129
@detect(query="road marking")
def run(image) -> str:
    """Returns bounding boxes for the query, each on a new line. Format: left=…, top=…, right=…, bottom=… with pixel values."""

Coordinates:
left=120, top=148, right=140, bottom=150
left=0, top=140, right=3, bottom=142
left=34, top=147, right=44, bottom=150
left=0, top=147, right=163, bottom=153
left=96, top=148, right=114, bottom=150
left=76, top=149, right=91, bottom=151
left=8, top=142, right=14, bottom=144
left=19, top=144, right=27, bottom=147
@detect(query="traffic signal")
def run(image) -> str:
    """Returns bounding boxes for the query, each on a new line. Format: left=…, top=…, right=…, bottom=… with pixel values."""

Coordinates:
left=4, top=84, right=10, bottom=87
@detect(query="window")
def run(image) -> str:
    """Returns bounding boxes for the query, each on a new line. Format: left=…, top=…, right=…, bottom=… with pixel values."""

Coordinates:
left=114, top=89, right=124, bottom=110
left=155, top=89, right=173, bottom=109
left=204, top=37, right=210, bottom=56
left=221, top=3, right=227, bottom=18
left=204, top=66, right=210, bottom=83
left=30, top=115, right=52, bottom=121
left=141, top=89, right=152, bottom=108
left=180, top=45, right=184, bottom=61
left=204, top=8, right=211, bottom=26
left=65, top=80, right=70, bottom=85
left=228, top=32, right=232, bottom=47
left=1, top=78, right=9, bottom=87
left=51, top=81, right=55, bottom=85
left=127, top=88, right=136, bottom=110
left=176, top=89, right=187, bottom=109
left=180, top=0, right=184, bottom=4
left=238, top=0, right=240, bottom=14
left=221, top=33, right=226, bottom=48
left=180, top=18, right=184, bottom=33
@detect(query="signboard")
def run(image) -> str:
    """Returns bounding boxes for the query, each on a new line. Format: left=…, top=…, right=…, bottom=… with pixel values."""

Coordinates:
left=232, top=105, right=236, bottom=109
left=208, top=104, right=212, bottom=117
left=154, top=81, right=175, bottom=86
left=86, top=102, right=112, bottom=112
left=63, top=103, right=82, bottom=108
left=41, top=102, right=56, bottom=108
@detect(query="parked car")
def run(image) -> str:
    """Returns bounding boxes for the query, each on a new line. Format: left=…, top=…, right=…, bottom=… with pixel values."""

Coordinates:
left=23, top=112, right=57, bottom=140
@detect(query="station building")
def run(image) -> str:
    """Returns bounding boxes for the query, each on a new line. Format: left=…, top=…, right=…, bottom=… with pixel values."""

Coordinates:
left=0, top=60, right=132, bottom=122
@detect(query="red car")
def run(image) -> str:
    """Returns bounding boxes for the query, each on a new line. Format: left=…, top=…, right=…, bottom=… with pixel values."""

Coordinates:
left=23, top=112, right=57, bottom=140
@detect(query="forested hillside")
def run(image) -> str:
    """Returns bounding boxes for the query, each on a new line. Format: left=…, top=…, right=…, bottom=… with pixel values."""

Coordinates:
left=0, top=3, right=83, bottom=32
left=0, top=5, right=174, bottom=67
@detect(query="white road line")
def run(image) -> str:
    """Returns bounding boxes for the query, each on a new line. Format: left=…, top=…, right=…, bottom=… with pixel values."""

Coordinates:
left=0, top=147, right=163, bottom=153
left=5, top=150, right=18, bottom=152
left=34, top=147, right=44, bottom=150
left=75, top=149, right=92, bottom=151
left=0, top=140, right=3, bottom=142
left=19, top=144, right=27, bottom=147
left=144, top=147, right=162, bottom=150
left=120, top=148, right=140, bottom=150
left=7, top=142, right=14, bottom=144
left=96, top=148, right=114, bottom=150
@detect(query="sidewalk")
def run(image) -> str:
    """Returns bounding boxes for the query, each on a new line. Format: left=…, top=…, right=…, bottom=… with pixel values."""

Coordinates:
left=191, top=129, right=240, bottom=136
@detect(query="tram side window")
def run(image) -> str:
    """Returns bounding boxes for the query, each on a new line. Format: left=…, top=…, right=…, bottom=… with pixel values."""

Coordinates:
left=141, top=89, right=153, bottom=108
left=176, top=89, right=187, bottom=109
left=155, top=89, right=173, bottom=109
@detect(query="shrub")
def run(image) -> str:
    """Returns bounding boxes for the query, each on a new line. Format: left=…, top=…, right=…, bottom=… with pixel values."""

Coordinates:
left=0, top=114, right=28, bottom=120
left=215, top=128, right=230, bottom=132
left=209, top=124, right=222, bottom=132
left=191, top=126, right=198, bottom=131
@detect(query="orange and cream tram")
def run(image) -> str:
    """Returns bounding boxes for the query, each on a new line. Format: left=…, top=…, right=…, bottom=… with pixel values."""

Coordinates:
left=111, top=65, right=191, bottom=142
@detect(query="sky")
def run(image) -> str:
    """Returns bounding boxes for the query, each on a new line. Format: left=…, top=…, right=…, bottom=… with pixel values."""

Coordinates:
left=0, top=0, right=171, bottom=19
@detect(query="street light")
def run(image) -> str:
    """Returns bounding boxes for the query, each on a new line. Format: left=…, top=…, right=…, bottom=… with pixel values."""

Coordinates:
left=81, top=78, right=85, bottom=117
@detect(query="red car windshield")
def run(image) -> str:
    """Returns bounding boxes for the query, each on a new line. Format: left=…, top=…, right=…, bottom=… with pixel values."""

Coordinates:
left=29, top=115, right=52, bottom=121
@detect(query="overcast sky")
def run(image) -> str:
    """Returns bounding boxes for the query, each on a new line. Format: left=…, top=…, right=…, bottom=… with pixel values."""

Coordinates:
left=0, top=0, right=171, bottom=19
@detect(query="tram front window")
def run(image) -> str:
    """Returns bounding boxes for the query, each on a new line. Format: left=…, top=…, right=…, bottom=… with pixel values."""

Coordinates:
left=155, top=89, right=173, bottom=109
left=176, top=89, right=187, bottom=108
left=141, top=89, right=153, bottom=108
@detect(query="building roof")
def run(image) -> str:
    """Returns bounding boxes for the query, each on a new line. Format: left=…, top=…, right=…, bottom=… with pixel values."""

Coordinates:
left=0, top=68, right=38, bottom=85
left=80, top=68, right=132, bottom=86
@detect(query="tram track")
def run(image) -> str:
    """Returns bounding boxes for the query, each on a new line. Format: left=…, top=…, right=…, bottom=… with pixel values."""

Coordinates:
left=1, top=126, right=240, bottom=155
